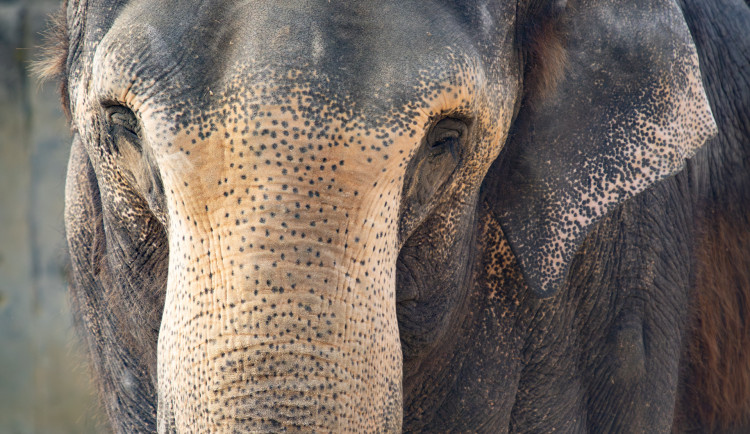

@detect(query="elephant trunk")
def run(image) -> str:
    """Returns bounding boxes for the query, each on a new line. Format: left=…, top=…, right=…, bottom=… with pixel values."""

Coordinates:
left=157, top=186, right=403, bottom=432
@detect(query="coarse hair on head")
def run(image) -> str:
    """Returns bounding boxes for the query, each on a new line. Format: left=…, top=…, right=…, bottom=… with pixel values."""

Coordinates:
left=32, top=1, right=70, bottom=120
left=519, top=0, right=569, bottom=104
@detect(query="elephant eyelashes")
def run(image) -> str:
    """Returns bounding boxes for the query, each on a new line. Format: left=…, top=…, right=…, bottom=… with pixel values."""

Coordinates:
left=100, top=103, right=166, bottom=216
left=427, top=117, right=468, bottom=160
left=104, top=104, right=142, bottom=150
left=398, top=116, right=470, bottom=241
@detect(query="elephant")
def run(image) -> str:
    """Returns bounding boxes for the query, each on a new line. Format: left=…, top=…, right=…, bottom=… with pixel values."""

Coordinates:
left=39, top=0, right=750, bottom=431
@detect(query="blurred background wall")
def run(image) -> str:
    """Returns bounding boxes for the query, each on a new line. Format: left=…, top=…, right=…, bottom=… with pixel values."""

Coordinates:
left=0, top=0, right=106, bottom=432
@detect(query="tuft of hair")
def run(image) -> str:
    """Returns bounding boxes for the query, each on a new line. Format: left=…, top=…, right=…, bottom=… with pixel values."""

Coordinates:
left=32, top=2, right=70, bottom=119
left=685, top=203, right=750, bottom=430
left=520, top=0, right=569, bottom=103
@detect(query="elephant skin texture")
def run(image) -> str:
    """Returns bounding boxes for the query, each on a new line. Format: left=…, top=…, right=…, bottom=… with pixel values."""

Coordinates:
left=39, top=0, right=750, bottom=432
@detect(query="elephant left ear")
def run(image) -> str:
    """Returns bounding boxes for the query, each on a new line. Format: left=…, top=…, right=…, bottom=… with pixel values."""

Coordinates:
left=491, top=0, right=717, bottom=298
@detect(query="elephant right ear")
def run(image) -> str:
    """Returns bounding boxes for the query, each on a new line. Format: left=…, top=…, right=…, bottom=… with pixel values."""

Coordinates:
left=489, top=0, right=717, bottom=298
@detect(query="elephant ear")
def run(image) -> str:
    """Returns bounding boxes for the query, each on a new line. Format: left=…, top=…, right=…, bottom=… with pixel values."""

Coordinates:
left=492, top=0, right=717, bottom=297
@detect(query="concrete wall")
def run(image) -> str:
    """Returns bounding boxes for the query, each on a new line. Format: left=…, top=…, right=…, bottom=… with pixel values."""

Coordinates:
left=0, top=1, right=106, bottom=432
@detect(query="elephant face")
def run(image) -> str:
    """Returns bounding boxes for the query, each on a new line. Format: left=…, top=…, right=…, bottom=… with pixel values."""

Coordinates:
left=53, top=0, right=716, bottom=431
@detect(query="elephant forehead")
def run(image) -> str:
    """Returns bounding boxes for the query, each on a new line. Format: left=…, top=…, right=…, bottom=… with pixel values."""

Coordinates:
left=89, top=0, right=503, bottom=121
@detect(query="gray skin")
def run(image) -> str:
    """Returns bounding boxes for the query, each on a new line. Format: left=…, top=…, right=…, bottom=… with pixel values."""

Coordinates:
left=49, top=0, right=750, bottom=432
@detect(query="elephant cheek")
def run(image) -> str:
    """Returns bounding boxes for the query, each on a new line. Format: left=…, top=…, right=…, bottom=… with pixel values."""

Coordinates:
left=155, top=203, right=403, bottom=432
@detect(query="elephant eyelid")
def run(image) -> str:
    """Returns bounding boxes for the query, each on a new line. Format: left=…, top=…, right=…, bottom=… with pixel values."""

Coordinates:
left=427, top=117, right=469, bottom=159
left=103, top=103, right=142, bottom=142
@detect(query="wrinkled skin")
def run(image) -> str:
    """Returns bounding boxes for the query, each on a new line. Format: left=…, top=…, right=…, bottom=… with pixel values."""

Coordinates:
left=50, top=0, right=750, bottom=432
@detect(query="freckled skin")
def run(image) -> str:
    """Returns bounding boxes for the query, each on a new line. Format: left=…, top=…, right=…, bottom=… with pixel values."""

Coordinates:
left=55, top=0, right=750, bottom=432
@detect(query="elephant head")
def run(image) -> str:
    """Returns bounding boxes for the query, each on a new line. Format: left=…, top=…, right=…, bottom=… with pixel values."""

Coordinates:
left=48, top=0, right=716, bottom=431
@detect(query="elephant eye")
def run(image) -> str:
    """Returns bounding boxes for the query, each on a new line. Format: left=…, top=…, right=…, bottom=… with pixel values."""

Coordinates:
left=427, top=117, right=468, bottom=159
left=104, top=104, right=142, bottom=147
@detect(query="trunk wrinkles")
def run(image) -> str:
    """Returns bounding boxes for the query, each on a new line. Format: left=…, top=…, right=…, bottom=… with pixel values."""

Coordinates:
left=158, top=186, right=403, bottom=432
